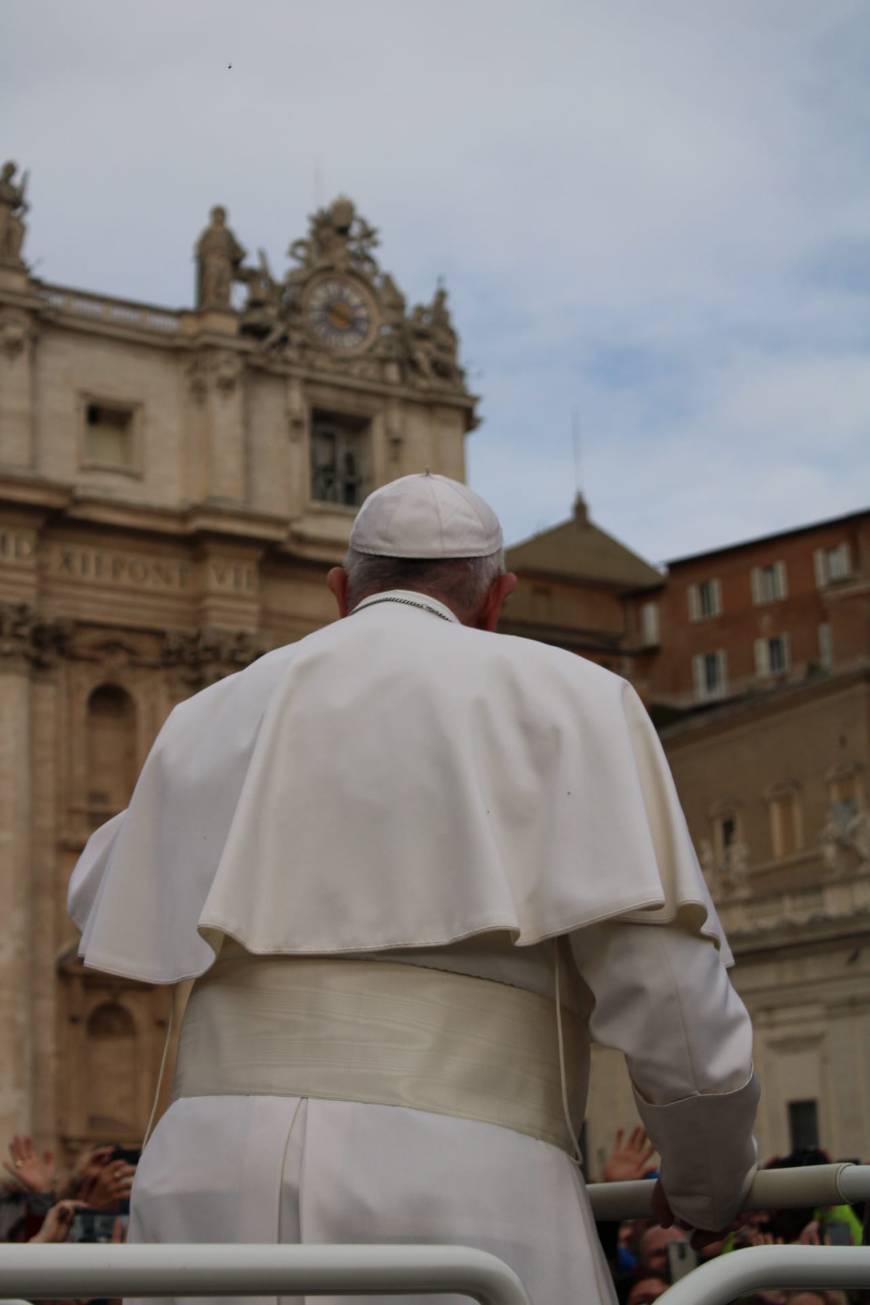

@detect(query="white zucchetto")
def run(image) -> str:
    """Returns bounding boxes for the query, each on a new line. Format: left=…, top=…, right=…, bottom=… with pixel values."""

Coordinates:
left=349, top=472, right=503, bottom=558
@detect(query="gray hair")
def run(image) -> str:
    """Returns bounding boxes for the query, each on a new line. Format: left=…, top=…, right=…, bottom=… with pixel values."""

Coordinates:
left=343, top=547, right=505, bottom=616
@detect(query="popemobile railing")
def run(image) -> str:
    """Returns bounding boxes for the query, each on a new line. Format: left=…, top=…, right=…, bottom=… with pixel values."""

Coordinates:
left=0, top=1165, right=866, bottom=1305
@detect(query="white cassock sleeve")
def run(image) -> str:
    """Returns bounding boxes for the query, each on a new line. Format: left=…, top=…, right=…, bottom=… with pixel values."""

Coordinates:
left=569, top=920, right=758, bottom=1231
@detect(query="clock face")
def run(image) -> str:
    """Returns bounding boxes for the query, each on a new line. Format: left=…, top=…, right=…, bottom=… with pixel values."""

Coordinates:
left=304, top=276, right=378, bottom=352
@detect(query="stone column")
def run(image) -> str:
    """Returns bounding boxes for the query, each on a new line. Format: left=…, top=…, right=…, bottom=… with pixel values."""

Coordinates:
left=0, top=622, right=33, bottom=1141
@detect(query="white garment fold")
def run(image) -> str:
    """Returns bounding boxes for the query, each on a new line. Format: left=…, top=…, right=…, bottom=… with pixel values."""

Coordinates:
left=70, top=596, right=729, bottom=984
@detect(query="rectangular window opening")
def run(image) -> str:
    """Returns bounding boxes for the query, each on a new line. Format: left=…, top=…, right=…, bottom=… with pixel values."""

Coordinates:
left=83, top=401, right=136, bottom=469
left=771, top=791, right=801, bottom=858
left=310, top=409, right=371, bottom=508
left=788, top=1100, right=819, bottom=1152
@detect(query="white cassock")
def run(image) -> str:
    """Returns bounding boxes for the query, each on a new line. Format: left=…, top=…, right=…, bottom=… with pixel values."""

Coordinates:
left=69, top=589, right=758, bottom=1305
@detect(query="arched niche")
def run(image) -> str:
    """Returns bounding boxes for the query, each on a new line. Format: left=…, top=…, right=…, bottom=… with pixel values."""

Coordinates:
left=85, top=683, right=137, bottom=829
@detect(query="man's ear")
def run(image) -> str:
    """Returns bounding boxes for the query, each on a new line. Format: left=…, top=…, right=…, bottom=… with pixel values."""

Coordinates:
left=327, top=567, right=350, bottom=618
left=477, top=572, right=518, bottom=631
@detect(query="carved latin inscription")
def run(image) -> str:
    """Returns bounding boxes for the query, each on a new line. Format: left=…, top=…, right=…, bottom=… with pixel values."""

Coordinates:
left=0, top=529, right=36, bottom=563
left=44, top=543, right=192, bottom=592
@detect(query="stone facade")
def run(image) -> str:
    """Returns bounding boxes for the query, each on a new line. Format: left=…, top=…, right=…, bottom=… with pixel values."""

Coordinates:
left=1, top=160, right=867, bottom=1180
left=0, top=175, right=475, bottom=1159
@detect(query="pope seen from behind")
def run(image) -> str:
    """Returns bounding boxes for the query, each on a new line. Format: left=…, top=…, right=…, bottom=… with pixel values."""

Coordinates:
left=69, top=472, right=759, bottom=1305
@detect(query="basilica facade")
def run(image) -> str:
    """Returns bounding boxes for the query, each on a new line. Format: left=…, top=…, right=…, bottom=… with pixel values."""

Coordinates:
left=0, top=162, right=867, bottom=1176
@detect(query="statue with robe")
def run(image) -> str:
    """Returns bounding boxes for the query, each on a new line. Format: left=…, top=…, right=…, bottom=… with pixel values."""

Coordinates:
left=195, top=206, right=246, bottom=310
left=0, top=161, right=28, bottom=267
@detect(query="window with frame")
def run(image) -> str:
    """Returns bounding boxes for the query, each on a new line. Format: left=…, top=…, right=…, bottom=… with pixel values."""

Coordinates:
left=814, top=543, right=851, bottom=587
left=691, top=649, right=727, bottom=701
left=687, top=578, right=721, bottom=621
left=83, top=401, right=136, bottom=470
left=310, top=409, right=370, bottom=508
left=769, top=787, right=802, bottom=858
left=713, top=811, right=738, bottom=865
left=639, top=601, right=660, bottom=646
left=818, top=622, right=833, bottom=670
left=751, top=561, right=787, bottom=604
left=788, top=1100, right=819, bottom=1152
left=754, top=633, right=791, bottom=678
left=827, top=768, right=862, bottom=835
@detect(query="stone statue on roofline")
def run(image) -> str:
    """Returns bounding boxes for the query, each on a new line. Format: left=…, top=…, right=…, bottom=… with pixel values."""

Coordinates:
left=195, top=206, right=246, bottom=310
left=0, top=161, right=29, bottom=268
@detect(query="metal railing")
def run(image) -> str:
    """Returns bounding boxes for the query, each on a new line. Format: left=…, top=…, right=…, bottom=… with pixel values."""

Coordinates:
left=0, top=1242, right=868, bottom=1305
left=659, top=1245, right=870, bottom=1305
left=0, top=1244, right=531, bottom=1305
left=0, top=1165, right=867, bottom=1304
left=587, top=1162, right=870, bottom=1221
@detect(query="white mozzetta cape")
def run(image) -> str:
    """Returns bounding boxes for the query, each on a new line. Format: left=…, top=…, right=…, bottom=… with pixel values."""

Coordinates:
left=70, top=592, right=728, bottom=983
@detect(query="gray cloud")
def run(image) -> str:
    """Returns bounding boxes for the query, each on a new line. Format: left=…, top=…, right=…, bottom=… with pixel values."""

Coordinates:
left=4, top=0, right=869, bottom=559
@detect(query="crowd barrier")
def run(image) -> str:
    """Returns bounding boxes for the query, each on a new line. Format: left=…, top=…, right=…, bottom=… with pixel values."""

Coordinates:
left=587, top=1163, right=870, bottom=1221
left=0, top=1164, right=866, bottom=1304
left=0, top=1242, right=868, bottom=1305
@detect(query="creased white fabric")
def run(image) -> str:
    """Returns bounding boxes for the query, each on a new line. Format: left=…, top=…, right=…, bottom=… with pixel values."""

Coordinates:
left=127, top=919, right=756, bottom=1305
left=69, top=594, right=727, bottom=984
left=568, top=920, right=758, bottom=1230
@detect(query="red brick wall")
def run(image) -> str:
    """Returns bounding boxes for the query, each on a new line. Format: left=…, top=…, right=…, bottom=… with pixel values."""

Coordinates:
left=635, top=513, right=868, bottom=706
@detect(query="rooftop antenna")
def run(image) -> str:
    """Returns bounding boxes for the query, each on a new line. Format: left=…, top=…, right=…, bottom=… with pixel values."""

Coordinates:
left=571, top=407, right=588, bottom=523
left=572, top=407, right=582, bottom=496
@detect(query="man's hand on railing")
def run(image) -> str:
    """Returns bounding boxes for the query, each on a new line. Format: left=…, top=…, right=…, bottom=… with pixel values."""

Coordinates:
left=651, top=1178, right=730, bottom=1253
left=602, top=1127, right=657, bottom=1183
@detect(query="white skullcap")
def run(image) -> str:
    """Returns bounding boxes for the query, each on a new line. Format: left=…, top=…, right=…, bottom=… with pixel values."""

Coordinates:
left=349, top=472, right=503, bottom=559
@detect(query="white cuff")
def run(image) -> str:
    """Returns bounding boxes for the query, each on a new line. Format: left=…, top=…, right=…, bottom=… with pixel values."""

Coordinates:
left=633, top=1071, right=760, bottom=1230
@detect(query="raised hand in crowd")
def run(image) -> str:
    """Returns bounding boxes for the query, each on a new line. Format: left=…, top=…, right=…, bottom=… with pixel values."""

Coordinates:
left=602, top=1127, right=657, bottom=1183
left=76, top=1155, right=135, bottom=1210
left=28, top=1199, right=84, bottom=1243
left=3, top=1135, right=56, bottom=1195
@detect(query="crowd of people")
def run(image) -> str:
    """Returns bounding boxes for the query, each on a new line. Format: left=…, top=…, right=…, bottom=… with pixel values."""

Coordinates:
left=597, top=1127, right=867, bottom=1305
left=1, top=1122, right=865, bottom=1305
left=0, top=1133, right=134, bottom=1244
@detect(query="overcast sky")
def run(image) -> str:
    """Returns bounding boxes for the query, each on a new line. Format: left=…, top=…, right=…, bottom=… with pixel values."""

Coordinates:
left=5, top=1, right=870, bottom=563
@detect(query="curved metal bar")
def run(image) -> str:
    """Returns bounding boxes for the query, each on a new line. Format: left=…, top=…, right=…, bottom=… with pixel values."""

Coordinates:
left=587, top=1164, right=870, bottom=1222
left=658, top=1245, right=870, bottom=1305
left=0, top=1243, right=532, bottom=1305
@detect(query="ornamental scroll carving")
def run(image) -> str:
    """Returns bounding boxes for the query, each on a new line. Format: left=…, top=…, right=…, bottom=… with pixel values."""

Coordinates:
left=161, top=626, right=270, bottom=689
left=0, top=603, right=71, bottom=668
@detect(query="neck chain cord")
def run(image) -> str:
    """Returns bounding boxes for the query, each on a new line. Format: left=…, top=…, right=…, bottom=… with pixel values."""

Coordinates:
left=352, top=595, right=453, bottom=622
left=554, top=939, right=584, bottom=1169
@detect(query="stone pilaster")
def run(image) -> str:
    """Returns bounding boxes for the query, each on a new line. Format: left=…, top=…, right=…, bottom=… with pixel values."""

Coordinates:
left=0, top=633, right=32, bottom=1141
left=0, top=306, right=36, bottom=468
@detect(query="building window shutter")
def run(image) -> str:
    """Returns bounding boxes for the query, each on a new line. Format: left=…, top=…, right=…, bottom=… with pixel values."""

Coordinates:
left=754, top=638, right=769, bottom=677
left=692, top=654, right=706, bottom=699
left=818, top=622, right=833, bottom=668
left=688, top=585, right=700, bottom=622
left=781, top=631, right=791, bottom=670
left=711, top=578, right=722, bottom=615
left=775, top=560, right=787, bottom=599
left=813, top=549, right=827, bottom=588
left=834, top=542, right=852, bottom=578
left=641, top=602, right=659, bottom=646
left=751, top=567, right=762, bottom=604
